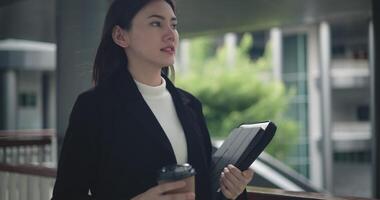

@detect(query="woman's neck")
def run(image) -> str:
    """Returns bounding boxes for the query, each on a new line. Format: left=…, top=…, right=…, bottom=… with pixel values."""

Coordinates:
left=127, top=63, right=163, bottom=87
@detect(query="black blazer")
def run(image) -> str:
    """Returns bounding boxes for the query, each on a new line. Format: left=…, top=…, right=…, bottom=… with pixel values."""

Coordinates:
left=52, top=66, right=214, bottom=200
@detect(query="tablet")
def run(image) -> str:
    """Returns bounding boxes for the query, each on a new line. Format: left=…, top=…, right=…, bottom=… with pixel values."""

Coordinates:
left=211, top=121, right=277, bottom=200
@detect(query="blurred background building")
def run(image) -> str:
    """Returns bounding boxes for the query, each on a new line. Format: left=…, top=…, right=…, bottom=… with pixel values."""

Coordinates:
left=174, top=16, right=372, bottom=196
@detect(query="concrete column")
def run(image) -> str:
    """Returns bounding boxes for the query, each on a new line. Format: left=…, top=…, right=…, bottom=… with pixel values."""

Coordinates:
left=42, top=72, right=49, bottom=129
left=3, top=70, right=17, bottom=130
left=270, top=28, right=282, bottom=80
left=224, top=33, right=237, bottom=68
left=319, top=21, right=333, bottom=192
left=56, top=0, right=108, bottom=156
left=307, top=25, right=324, bottom=189
left=41, top=71, right=56, bottom=129
left=48, top=72, right=56, bottom=129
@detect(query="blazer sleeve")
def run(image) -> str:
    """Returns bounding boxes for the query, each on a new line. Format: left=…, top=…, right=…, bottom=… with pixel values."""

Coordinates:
left=192, top=98, right=213, bottom=167
left=52, top=91, right=100, bottom=200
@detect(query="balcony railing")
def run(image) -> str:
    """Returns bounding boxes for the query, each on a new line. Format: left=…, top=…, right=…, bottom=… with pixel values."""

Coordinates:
left=0, top=163, right=377, bottom=200
left=0, top=130, right=378, bottom=200
left=246, top=186, right=378, bottom=200
left=0, top=130, right=56, bottom=200
left=0, top=163, right=56, bottom=200
left=0, top=130, right=56, bottom=165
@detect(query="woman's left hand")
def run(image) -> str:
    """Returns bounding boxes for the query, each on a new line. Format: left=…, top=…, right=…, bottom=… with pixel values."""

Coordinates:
left=220, top=164, right=254, bottom=200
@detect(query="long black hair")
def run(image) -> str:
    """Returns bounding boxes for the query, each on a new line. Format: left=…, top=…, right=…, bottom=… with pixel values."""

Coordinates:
left=92, top=0, right=176, bottom=85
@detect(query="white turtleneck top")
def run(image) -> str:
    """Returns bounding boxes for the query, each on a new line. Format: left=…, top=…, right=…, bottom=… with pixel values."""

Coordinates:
left=134, top=78, right=188, bottom=164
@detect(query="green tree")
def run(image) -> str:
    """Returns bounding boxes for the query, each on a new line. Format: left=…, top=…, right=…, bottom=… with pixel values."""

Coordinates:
left=176, top=33, right=298, bottom=160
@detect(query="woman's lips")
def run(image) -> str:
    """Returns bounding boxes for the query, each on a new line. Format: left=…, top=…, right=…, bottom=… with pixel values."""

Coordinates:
left=160, top=46, right=175, bottom=55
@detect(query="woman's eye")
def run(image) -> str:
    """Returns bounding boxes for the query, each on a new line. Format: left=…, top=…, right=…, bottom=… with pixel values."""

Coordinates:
left=151, top=21, right=161, bottom=27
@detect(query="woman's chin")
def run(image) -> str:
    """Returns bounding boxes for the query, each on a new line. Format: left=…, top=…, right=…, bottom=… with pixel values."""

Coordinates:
left=160, top=61, right=175, bottom=67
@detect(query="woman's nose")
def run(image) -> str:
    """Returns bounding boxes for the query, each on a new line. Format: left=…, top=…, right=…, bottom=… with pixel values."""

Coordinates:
left=163, top=26, right=176, bottom=42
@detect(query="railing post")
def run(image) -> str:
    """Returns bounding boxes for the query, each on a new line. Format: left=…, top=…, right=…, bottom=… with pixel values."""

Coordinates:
left=0, top=148, right=3, bottom=163
left=4, top=148, right=8, bottom=163
left=32, top=146, right=38, bottom=164
left=26, top=146, right=31, bottom=164
left=51, top=135, right=57, bottom=167
left=38, top=146, right=43, bottom=164
left=11, top=147, right=17, bottom=164
left=16, top=147, right=20, bottom=165
left=19, top=147, right=25, bottom=164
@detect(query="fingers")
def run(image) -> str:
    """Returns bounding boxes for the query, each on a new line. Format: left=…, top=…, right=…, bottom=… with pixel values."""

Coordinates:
left=219, top=164, right=255, bottom=199
left=154, top=181, right=195, bottom=199
left=153, top=180, right=186, bottom=194
left=135, top=181, right=194, bottom=200
left=163, top=192, right=195, bottom=200
left=226, top=165, right=247, bottom=183
left=222, top=168, right=243, bottom=191
left=227, top=164, right=254, bottom=184
left=242, top=168, right=255, bottom=180
left=220, top=183, right=234, bottom=199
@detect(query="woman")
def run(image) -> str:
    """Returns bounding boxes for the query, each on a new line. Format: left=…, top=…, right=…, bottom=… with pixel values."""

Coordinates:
left=52, top=0, right=254, bottom=199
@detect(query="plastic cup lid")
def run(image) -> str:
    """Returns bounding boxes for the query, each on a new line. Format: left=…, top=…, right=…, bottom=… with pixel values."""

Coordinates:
left=157, top=163, right=196, bottom=182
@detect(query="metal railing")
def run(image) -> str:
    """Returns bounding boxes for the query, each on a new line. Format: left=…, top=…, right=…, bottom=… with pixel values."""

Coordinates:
left=0, top=130, right=377, bottom=200
left=0, top=164, right=56, bottom=200
left=0, top=130, right=56, bottom=166
left=247, top=187, right=378, bottom=200
left=0, top=130, right=56, bottom=200
left=0, top=163, right=377, bottom=200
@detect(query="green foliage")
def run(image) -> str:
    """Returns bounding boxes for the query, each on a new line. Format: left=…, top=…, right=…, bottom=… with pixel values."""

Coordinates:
left=176, top=33, right=298, bottom=160
left=188, top=36, right=215, bottom=72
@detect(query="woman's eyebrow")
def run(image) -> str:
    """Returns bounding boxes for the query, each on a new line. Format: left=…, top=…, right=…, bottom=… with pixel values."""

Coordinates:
left=147, top=14, right=177, bottom=21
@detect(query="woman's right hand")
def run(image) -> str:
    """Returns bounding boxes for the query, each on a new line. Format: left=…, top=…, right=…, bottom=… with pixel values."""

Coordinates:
left=131, top=180, right=195, bottom=200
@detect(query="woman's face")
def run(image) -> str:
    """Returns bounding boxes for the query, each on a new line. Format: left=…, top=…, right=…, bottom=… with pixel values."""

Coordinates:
left=125, top=0, right=178, bottom=69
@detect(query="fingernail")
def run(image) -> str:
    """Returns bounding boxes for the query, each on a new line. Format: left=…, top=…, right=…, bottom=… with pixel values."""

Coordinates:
left=224, top=167, right=229, bottom=173
left=228, top=164, right=233, bottom=169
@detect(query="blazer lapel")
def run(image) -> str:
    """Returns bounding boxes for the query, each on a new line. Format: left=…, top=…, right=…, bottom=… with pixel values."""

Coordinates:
left=111, top=67, right=177, bottom=164
left=165, top=77, right=207, bottom=170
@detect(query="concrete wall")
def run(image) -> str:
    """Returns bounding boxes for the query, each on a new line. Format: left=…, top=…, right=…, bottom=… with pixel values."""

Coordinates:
left=0, top=0, right=55, bottom=42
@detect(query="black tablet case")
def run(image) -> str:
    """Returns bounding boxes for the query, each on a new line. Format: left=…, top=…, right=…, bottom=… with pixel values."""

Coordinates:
left=210, top=121, right=277, bottom=200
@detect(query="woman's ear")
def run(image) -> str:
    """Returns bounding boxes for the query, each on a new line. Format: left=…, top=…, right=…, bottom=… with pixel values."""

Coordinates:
left=112, top=25, right=129, bottom=48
